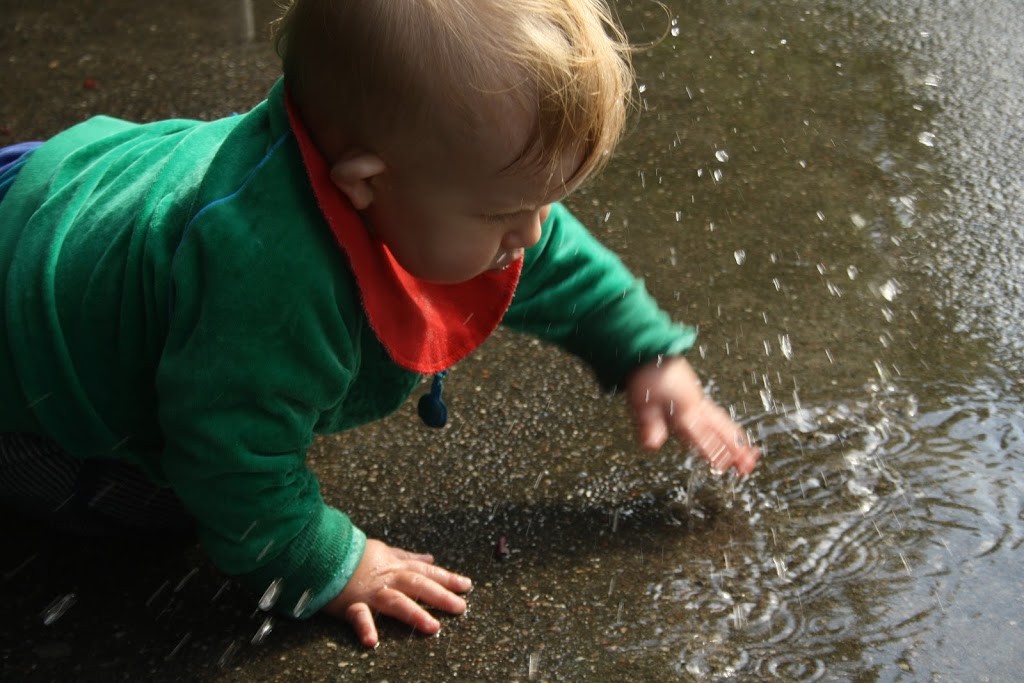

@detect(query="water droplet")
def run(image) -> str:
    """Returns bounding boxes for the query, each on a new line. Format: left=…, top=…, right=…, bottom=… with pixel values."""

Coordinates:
left=637, top=83, right=648, bottom=93
left=847, top=265, right=859, bottom=280
left=670, top=18, right=680, bottom=37
left=734, top=249, right=746, bottom=265
left=259, top=578, right=282, bottom=611
left=816, top=210, right=826, bottom=221
left=850, top=213, right=867, bottom=229
left=917, top=131, right=936, bottom=147
left=715, top=149, right=729, bottom=163
left=712, top=168, right=724, bottom=182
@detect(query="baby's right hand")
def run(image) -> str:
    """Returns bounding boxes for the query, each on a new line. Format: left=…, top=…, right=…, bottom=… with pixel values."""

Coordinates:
left=320, top=538, right=472, bottom=647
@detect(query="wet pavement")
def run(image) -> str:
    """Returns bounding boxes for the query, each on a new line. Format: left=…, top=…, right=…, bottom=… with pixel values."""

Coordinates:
left=2, top=0, right=1023, bottom=681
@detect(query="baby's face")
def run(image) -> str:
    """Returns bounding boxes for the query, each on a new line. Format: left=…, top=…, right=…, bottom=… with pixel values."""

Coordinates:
left=362, top=162, right=564, bottom=284
left=360, top=105, right=583, bottom=284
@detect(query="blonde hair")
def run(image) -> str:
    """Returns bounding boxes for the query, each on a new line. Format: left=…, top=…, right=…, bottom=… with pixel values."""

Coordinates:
left=273, top=0, right=634, bottom=188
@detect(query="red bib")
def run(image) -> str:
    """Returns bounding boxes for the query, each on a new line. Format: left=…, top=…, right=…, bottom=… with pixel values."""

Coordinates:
left=286, top=93, right=522, bottom=374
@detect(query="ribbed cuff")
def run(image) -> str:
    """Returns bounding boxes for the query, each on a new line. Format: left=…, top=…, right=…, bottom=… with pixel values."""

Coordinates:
left=293, top=524, right=367, bottom=619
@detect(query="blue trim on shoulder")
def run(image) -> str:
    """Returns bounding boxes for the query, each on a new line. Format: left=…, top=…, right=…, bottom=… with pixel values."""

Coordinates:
left=0, top=142, right=43, bottom=203
left=167, top=131, right=293, bottom=319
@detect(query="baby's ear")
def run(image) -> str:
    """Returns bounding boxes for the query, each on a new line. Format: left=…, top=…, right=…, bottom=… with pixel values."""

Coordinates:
left=329, top=150, right=388, bottom=210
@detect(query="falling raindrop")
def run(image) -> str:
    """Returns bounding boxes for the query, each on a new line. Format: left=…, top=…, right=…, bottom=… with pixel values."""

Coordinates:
left=917, top=131, right=936, bottom=147
left=259, top=578, right=283, bottom=611
left=166, top=632, right=192, bottom=660
left=670, top=18, right=680, bottom=37
left=712, top=168, right=724, bottom=182
left=715, top=149, right=730, bottom=163
left=41, top=593, right=77, bottom=626
left=528, top=650, right=543, bottom=680
left=218, top=639, right=242, bottom=668
left=847, top=265, right=859, bottom=280
left=779, top=334, right=793, bottom=360
left=292, top=590, right=313, bottom=618
left=879, top=279, right=901, bottom=301
left=772, top=556, right=789, bottom=579
left=251, top=616, right=274, bottom=645
left=850, top=213, right=868, bottom=228
left=734, top=249, right=746, bottom=265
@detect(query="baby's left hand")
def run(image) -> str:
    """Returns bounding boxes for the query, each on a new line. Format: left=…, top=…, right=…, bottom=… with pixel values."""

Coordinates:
left=626, top=356, right=760, bottom=476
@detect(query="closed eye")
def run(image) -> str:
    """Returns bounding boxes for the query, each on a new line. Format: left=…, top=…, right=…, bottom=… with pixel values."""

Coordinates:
left=481, top=211, right=523, bottom=223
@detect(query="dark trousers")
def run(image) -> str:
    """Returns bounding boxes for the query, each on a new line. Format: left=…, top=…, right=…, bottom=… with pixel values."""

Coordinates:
left=0, top=433, right=192, bottom=536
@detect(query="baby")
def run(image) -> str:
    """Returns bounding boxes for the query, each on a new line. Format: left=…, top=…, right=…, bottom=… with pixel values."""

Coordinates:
left=0, top=0, right=759, bottom=647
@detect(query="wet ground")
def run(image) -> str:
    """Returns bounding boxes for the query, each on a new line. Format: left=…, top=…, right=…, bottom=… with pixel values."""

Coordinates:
left=2, top=0, right=1023, bottom=681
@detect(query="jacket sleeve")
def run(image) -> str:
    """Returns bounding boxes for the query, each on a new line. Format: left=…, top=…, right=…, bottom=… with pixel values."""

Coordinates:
left=154, top=179, right=365, bottom=619
left=503, top=202, right=696, bottom=390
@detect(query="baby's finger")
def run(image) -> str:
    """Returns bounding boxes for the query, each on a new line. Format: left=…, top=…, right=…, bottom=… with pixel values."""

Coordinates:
left=703, top=415, right=759, bottom=476
left=345, top=602, right=379, bottom=648
left=393, top=571, right=468, bottom=615
left=392, top=548, right=435, bottom=564
left=633, top=402, right=670, bottom=451
left=373, top=587, right=441, bottom=635
left=413, top=561, right=473, bottom=594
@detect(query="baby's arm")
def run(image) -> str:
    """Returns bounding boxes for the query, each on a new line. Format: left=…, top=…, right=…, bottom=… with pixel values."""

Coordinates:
left=320, top=539, right=472, bottom=647
left=506, top=203, right=759, bottom=475
left=626, top=355, right=759, bottom=476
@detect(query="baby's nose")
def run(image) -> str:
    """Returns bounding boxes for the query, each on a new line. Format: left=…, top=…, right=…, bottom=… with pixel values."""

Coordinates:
left=505, top=207, right=547, bottom=249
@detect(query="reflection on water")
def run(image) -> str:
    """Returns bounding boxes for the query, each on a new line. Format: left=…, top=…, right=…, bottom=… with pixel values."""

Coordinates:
left=561, top=0, right=1024, bottom=679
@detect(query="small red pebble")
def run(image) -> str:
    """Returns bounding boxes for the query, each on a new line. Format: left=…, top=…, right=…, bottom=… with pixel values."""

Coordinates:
left=494, top=535, right=510, bottom=560
left=83, top=79, right=97, bottom=90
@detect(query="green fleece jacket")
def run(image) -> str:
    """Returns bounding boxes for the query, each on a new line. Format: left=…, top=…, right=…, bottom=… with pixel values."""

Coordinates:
left=0, top=78, right=695, bottom=617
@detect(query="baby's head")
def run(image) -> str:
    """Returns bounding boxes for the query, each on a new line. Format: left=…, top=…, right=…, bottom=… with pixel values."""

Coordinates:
left=274, top=0, right=634, bottom=283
